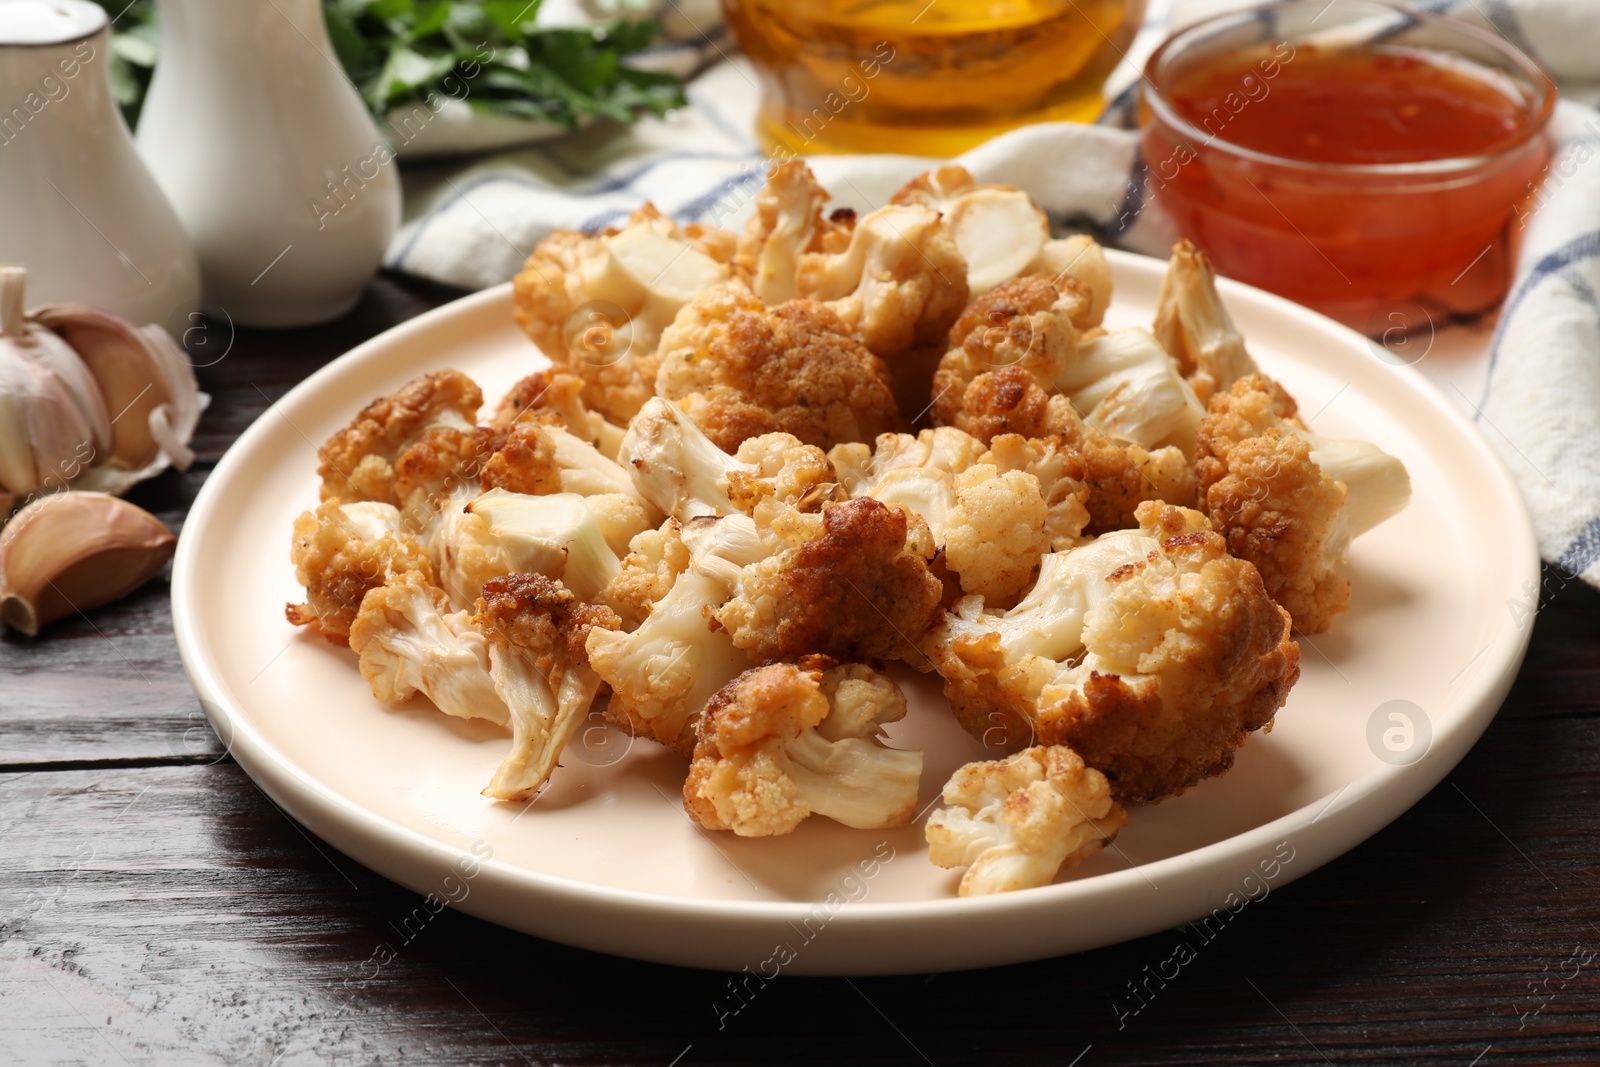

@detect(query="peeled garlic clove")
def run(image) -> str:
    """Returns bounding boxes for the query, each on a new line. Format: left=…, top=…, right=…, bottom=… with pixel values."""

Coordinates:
left=0, top=491, right=176, bottom=636
left=31, top=303, right=177, bottom=471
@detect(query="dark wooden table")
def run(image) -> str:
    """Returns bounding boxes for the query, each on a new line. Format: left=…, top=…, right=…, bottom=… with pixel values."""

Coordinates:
left=3, top=273, right=1597, bottom=1066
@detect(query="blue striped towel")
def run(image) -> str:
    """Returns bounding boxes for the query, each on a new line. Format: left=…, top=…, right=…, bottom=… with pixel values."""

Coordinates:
left=385, top=0, right=1600, bottom=590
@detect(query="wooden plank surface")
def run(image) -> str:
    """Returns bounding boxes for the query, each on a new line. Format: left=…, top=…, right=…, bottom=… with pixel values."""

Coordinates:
left=2, top=274, right=1597, bottom=1065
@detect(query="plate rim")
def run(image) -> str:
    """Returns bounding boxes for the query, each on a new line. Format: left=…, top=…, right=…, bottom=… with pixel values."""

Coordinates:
left=171, top=250, right=1540, bottom=971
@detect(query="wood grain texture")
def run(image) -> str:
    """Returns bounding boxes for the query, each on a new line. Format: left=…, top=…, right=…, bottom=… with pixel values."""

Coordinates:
left=2, top=273, right=1597, bottom=1066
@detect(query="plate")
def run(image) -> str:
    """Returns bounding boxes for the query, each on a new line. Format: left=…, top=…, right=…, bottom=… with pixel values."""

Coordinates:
left=171, top=251, right=1538, bottom=975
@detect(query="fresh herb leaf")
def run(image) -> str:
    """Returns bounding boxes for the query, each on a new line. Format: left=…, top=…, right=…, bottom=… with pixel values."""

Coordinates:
left=90, top=0, right=684, bottom=138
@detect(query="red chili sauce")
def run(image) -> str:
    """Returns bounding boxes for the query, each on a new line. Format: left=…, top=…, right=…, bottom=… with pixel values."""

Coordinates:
left=1143, top=44, right=1552, bottom=323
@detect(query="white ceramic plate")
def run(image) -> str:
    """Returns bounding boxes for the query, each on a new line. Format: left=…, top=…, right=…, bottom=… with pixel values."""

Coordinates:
left=172, top=251, right=1538, bottom=975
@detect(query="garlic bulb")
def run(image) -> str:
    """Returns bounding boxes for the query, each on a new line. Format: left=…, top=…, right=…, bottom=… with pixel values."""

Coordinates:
left=0, top=266, right=205, bottom=509
left=0, top=491, right=176, bottom=636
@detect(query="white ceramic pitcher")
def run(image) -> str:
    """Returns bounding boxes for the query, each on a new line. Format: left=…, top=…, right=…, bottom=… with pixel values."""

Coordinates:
left=137, top=0, right=401, bottom=328
left=0, top=0, right=200, bottom=328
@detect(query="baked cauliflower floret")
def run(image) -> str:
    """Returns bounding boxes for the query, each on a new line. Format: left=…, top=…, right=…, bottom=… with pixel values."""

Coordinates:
left=942, top=464, right=1053, bottom=603
left=1196, top=374, right=1411, bottom=633
left=802, top=202, right=968, bottom=367
left=932, top=275, right=1086, bottom=430
left=603, top=518, right=692, bottom=630
left=285, top=500, right=434, bottom=644
left=923, top=502, right=1300, bottom=803
left=316, top=370, right=481, bottom=505
left=653, top=285, right=902, bottom=452
left=1153, top=241, right=1258, bottom=406
left=474, top=573, right=621, bottom=801
left=348, top=571, right=508, bottom=726
left=393, top=423, right=559, bottom=538
left=683, top=660, right=923, bottom=836
left=736, top=160, right=854, bottom=303
left=829, top=427, right=1089, bottom=604
left=618, top=396, right=843, bottom=522
left=587, top=526, right=759, bottom=755
left=952, top=365, right=1196, bottom=533
left=489, top=368, right=627, bottom=460
left=511, top=205, right=738, bottom=424
left=740, top=162, right=966, bottom=362
left=935, top=275, right=1203, bottom=457
left=926, top=744, right=1128, bottom=896
left=438, top=487, right=643, bottom=610
left=980, top=434, right=1093, bottom=550
left=890, top=165, right=1112, bottom=319
left=715, top=496, right=944, bottom=664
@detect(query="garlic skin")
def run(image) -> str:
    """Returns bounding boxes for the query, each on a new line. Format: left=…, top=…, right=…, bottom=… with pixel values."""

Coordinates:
left=0, top=491, right=176, bottom=636
left=33, top=304, right=205, bottom=480
left=0, top=271, right=106, bottom=496
left=0, top=266, right=205, bottom=512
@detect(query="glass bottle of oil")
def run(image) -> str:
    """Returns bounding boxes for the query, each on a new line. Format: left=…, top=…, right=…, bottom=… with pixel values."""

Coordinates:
left=724, top=0, right=1144, bottom=157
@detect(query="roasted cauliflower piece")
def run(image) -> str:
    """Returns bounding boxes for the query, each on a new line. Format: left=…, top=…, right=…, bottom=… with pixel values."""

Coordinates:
left=512, top=205, right=739, bottom=424
left=829, top=427, right=1090, bottom=604
left=926, top=744, right=1128, bottom=896
left=947, top=365, right=1196, bottom=533
left=587, top=521, right=760, bottom=755
left=934, top=275, right=1203, bottom=457
left=741, top=162, right=967, bottom=359
left=714, top=496, right=944, bottom=664
left=891, top=165, right=1112, bottom=319
left=286, top=500, right=434, bottom=644
left=923, top=501, right=1300, bottom=803
left=438, top=487, right=643, bottom=610
left=489, top=367, right=627, bottom=459
left=1153, top=241, right=1258, bottom=405
left=316, top=370, right=482, bottom=505
left=1195, top=374, right=1411, bottom=633
left=474, top=573, right=620, bottom=801
left=393, top=422, right=558, bottom=539
left=618, top=396, right=842, bottom=522
left=397, top=416, right=657, bottom=589
left=683, top=660, right=923, bottom=836
left=348, top=570, right=508, bottom=726
left=653, top=285, right=902, bottom=452
left=736, top=160, right=854, bottom=303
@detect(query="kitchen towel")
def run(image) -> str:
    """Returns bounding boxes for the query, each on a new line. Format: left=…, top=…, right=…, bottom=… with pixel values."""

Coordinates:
left=386, top=0, right=1600, bottom=591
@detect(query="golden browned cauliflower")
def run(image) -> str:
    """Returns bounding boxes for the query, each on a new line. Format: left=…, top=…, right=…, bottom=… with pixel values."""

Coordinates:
left=1153, top=241, right=1258, bottom=406
left=735, top=160, right=854, bottom=303
left=316, top=370, right=482, bottom=505
left=938, top=364, right=1196, bottom=534
left=891, top=166, right=1113, bottom=318
left=934, top=276, right=1203, bottom=458
left=738, top=162, right=968, bottom=389
left=586, top=519, right=759, bottom=756
left=393, top=417, right=657, bottom=606
left=393, top=423, right=561, bottom=535
left=923, top=501, right=1300, bottom=803
left=348, top=570, right=508, bottom=726
left=489, top=367, right=627, bottom=459
left=713, top=496, right=945, bottom=664
left=926, top=744, right=1128, bottom=896
left=511, top=205, right=739, bottom=424
left=653, top=285, right=902, bottom=452
left=286, top=500, right=434, bottom=644
left=1195, top=374, right=1411, bottom=634
left=828, top=426, right=1090, bottom=604
left=618, top=396, right=844, bottom=522
left=683, top=659, right=922, bottom=837
left=474, top=572, right=620, bottom=801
